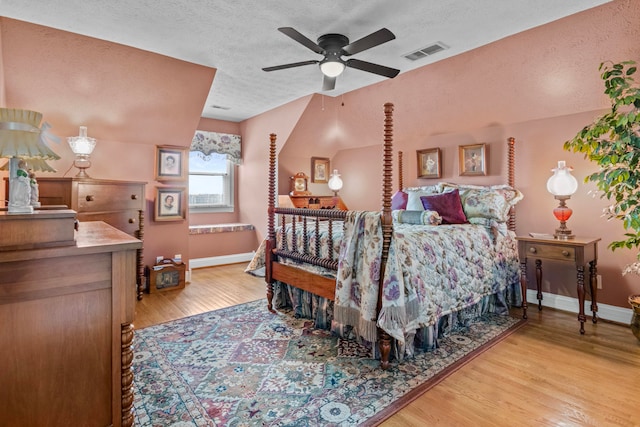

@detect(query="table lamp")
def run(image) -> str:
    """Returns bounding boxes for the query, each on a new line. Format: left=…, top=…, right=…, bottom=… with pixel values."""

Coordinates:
left=546, top=160, right=578, bottom=239
left=328, top=169, right=343, bottom=196
left=67, top=126, right=97, bottom=177
left=0, top=108, right=60, bottom=213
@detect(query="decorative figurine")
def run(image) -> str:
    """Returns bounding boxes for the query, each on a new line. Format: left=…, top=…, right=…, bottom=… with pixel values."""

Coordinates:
left=29, top=168, right=40, bottom=207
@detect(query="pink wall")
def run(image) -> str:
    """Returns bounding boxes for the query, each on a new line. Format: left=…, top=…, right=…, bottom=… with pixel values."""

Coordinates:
left=241, top=0, right=640, bottom=308
left=0, top=26, right=5, bottom=106
left=0, top=18, right=216, bottom=269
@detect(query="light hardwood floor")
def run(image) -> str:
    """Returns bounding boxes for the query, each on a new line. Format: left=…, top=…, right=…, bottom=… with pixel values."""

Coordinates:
left=134, top=263, right=640, bottom=427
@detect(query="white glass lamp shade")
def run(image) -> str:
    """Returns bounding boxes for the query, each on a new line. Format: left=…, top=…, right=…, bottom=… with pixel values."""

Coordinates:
left=320, top=60, right=345, bottom=78
left=328, top=169, right=343, bottom=195
left=67, top=126, right=96, bottom=155
left=546, top=161, right=578, bottom=196
left=67, top=126, right=97, bottom=177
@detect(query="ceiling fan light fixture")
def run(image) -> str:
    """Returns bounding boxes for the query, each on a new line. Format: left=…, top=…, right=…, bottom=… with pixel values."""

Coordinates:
left=320, top=60, right=345, bottom=77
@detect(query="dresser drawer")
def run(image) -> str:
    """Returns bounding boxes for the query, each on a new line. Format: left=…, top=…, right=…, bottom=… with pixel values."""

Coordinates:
left=78, top=210, right=141, bottom=236
left=523, top=242, right=576, bottom=262
left=76, top=182, right=144, bottom=212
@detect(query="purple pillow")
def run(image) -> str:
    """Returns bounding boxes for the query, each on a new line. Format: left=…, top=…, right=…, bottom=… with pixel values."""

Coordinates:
left=420, top=189, right=468, bottom=224
left=391, top=191, right=408, bottom=210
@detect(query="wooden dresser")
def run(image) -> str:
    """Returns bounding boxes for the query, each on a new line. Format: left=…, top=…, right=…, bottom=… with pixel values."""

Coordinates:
left=279, top=194, right=348, bottom=210
left=0, top=220, right=142, bottom=427
left=10, top=177, right=147, bottom=299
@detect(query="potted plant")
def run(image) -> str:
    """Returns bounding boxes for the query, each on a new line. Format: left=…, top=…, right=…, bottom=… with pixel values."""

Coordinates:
left=563, top=60, right=640, bottom=340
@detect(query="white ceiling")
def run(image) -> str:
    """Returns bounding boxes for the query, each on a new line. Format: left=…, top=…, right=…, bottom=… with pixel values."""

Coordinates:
left=1, top=0, right=610, bottom=122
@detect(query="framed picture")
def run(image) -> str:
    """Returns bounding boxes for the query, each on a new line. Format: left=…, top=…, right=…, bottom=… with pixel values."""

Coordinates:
left=459, top=143, right=488, bottom=176
left=417, top=148, right=442, bottom=179
left=311, top=157, right=330, bottom=183
left=155, top=145, right=187, bottom=181
left=154, top=187, right=185, bottom=221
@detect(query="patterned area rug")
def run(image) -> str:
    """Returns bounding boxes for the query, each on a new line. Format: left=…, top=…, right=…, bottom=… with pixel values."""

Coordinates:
left=133, top=299, right=525, bottom=426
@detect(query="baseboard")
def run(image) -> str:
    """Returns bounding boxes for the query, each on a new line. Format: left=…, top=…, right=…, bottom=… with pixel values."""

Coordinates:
left=189, top=252, right=255, bottom=269
left=526, top=289, right=632, bottom=325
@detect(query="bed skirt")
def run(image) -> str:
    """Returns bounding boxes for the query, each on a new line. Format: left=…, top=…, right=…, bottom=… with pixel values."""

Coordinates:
left=271, top=280, right=522, bottom=361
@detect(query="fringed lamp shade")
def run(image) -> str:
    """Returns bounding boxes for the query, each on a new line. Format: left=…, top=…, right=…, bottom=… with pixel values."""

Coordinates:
left=0, top=108, right=60, bottom=213
left=0, top=158, right=57, bottom=173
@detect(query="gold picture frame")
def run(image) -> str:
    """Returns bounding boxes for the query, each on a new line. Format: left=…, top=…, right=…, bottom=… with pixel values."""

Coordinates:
left=155, top=145, right=187, bottom=181
left=154, top=186, right=185, bottom=221
left=459, top=143, right=488, bottom=176
left=311, top=157, right=330, bottom=183
left=417, top=148, right=442, bottom=179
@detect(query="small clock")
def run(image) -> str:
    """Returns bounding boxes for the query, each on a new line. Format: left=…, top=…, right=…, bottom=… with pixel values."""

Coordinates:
left=290, top=172, right=311, bottom=196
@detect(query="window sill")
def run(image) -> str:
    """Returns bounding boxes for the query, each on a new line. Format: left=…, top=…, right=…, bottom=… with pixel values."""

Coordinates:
left=189, top=206, right=234, bottom=214
left=189, top=223, right=254, bottom=235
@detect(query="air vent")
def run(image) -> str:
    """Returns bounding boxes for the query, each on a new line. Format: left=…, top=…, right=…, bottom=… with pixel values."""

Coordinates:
left=403, top=42, right=448, bottom=61
left=210, top=104, right=231, bottom=110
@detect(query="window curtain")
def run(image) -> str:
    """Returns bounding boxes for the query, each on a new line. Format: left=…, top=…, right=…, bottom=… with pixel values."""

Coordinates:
left=191, top=131, right=241, bottom=164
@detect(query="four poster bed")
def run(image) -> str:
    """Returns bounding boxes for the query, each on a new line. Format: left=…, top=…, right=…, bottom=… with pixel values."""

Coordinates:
left=246, top=103, right=523, bottom=369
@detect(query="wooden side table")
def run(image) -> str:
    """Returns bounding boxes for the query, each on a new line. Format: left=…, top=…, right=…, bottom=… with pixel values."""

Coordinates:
left=516, top=236, right=600, bottom=334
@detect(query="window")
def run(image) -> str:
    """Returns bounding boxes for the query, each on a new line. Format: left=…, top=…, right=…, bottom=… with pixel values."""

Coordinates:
left=188, top=151, right=234, bottom=213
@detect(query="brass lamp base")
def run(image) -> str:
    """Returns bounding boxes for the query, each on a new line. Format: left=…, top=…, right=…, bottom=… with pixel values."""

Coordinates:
left=554, top=228, right=575, bottom=240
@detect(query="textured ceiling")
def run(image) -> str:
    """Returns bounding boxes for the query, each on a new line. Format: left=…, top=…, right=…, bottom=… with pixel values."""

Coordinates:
left=1, top=0, right=610, bottom=122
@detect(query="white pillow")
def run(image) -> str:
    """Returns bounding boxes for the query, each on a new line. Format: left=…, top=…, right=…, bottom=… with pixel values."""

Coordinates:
left=405, top=186, right=441, bottom=210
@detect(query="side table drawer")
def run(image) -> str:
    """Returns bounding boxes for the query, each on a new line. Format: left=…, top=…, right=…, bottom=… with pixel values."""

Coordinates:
left=523, top=242, right=576, bottom=261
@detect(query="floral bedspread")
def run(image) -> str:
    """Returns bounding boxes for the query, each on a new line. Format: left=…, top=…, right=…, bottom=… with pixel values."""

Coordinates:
left=246, top=216, right=520, bottom=347
left=378, top=223, right=520, bottom=343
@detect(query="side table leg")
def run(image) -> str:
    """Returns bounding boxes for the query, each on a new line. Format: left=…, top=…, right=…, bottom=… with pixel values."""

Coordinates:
left=535, top=259, right=543, bottom=311
left=577, top=265, right=586, bottom=334
left=589, top=260, right=599, bottom=323
left=520, top=261, right=528, bottom=319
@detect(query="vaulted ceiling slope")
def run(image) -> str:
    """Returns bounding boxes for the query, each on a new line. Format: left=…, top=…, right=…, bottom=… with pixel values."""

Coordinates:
left=1, top=1, right=610, bottom=122
left=1, top=18, right=216, bottom=147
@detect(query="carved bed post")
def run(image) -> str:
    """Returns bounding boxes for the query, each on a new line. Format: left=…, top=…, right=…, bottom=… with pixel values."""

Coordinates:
left=397, top=150, right=403, bottom=191
left=266, top=133, right=277, bottom=312
left=507, top=137, right=516, bottom=232
left=378, top=102, right=394, bottom=370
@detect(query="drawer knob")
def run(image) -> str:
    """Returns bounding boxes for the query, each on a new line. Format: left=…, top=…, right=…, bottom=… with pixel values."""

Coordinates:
left=131, top=194, right=138, bottom=200
left=562, top=250, right=570, bottom=257
left=529, top=247, right=537, bottom=254
left=129, top=218, right=136, bottom=224
left=86, top=195, right=94, bottom=202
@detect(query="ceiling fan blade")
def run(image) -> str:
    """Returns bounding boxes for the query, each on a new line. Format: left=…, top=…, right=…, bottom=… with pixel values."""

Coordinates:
left=322, top=75, right=336, bottom=91
left=346, top=58, right=400, bottom=78
left=278, top=27, right=324, bottom=54
left=342, top=28, right=395, bottom=56
left=262, top=60, right=319, bottom=72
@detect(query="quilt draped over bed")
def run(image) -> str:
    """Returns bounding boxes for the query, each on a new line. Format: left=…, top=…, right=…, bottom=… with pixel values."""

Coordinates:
left=333, top=211, right=383, bottom=343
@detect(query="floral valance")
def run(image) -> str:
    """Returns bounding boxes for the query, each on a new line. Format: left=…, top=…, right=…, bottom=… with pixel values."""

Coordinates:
left=191, top=130, right=241, bottom=164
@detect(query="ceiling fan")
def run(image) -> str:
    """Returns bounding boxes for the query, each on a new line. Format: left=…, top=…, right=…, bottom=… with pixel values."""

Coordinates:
left=262, top=27, right=400, bottom=91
